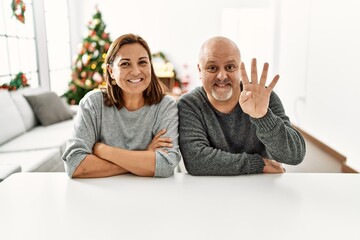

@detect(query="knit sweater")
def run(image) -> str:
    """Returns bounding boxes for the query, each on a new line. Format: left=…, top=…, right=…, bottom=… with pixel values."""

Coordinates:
left=178, top=87, right=306, bottom=175
left=62, top=90, right=180, bottom=178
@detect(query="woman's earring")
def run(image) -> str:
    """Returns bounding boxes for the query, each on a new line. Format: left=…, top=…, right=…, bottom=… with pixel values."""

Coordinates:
left=111, top=79, right=116, bottom=85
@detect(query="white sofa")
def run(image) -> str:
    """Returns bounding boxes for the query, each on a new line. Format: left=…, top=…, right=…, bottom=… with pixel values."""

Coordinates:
left=0, top=88, right=76, bottom=181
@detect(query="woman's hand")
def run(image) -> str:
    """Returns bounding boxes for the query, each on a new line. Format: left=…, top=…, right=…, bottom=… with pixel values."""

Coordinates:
left=146, top=129, right=173, bottom=153
left=262, top=158, right=286, bottom=173
left=93, top=142, right=111, bottom=160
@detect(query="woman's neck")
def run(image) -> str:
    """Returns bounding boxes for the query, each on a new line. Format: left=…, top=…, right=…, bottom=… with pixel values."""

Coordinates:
left=123, top=93, right=145, bottom=111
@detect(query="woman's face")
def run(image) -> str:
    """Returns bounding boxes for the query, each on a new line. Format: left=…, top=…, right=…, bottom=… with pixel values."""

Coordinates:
left=108, top=43, right=151, bottom=98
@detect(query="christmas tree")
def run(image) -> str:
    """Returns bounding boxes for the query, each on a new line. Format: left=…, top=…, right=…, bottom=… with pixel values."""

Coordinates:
left=63, top=8, right=111, bottom=105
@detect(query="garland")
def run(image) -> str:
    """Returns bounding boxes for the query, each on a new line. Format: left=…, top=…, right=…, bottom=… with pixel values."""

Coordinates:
left=11, top=0, right=26, bottom=24
left=0, top=72, right=29, bottom=91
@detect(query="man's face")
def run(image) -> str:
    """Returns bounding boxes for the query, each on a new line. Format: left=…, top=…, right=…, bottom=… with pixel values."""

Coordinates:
left=198, top=42, right=241, bottom=103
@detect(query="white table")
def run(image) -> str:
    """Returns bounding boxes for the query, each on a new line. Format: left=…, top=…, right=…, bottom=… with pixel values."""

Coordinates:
left=0, top=172, right=359, bottom=240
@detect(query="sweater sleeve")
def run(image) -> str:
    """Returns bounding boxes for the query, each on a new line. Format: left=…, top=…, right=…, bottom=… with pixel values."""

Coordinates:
left=178, top=93, right=265, bottom=176
left=153, top=96, right=181, bottom=177
left=250, top=91, right=306, bottom=165
left=61, top=91, right=101, bottom=177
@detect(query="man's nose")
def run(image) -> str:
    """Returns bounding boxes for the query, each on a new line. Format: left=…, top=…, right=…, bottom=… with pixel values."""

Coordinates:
left=217, top=69, right=227, bottom=80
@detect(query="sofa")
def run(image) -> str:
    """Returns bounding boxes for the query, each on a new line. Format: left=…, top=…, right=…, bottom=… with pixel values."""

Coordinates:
left=0, top=88, right=76, bottom=181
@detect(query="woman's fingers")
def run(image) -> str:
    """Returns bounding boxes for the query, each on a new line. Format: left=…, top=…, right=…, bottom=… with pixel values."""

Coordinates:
left=153, top=129, right=167, bottom=139
left=152, top=138, right=173, bottom=148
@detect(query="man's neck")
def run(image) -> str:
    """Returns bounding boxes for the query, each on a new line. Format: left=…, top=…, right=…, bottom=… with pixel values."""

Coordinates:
left=207, top=91, right=240, bottom=114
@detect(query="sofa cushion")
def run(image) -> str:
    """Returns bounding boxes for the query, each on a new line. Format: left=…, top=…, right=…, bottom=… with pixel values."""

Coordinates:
left=0, top=90, right=26, bottom=145
left=0, top=119, right=74, bottom=153
left=25, top=92, right=74, bottom=126
left=10, top=88, right=47, bottom=131
left=0, top=148, right=64, bottom=172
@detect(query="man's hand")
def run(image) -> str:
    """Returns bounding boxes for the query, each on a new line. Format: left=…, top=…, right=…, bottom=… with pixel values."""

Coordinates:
left=263, top=158, right=285, bottom=173
left=239, top=58, right=279, bottom=118
left=146, top=129, right=173, bottom=153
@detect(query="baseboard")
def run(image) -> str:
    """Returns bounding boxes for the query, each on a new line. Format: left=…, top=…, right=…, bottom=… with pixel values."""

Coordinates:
left=293, top=125, right=358, bottom=173
left=341, top=164, right=358, bottom=173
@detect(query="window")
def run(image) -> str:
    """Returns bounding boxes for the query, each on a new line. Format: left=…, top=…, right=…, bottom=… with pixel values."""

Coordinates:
left=0, top=0, right=72, bottom=96
left=0, top=0, right=39, bottom=87
left=44, top=0, right=71, bottom=95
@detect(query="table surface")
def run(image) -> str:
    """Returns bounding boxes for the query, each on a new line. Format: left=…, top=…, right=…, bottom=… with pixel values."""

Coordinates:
left=0, top=172, right=359, bottom=240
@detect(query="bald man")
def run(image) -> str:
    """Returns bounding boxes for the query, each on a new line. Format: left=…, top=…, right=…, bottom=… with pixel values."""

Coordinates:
left=178, top=36, right=306, bottom=175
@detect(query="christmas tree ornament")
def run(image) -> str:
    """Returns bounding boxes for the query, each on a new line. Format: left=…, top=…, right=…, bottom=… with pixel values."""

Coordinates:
left=85, top=79, right=92, bottom=87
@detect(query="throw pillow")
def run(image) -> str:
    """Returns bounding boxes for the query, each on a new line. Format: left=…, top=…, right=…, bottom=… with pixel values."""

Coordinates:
left=25, top=92, right=74, bottom=126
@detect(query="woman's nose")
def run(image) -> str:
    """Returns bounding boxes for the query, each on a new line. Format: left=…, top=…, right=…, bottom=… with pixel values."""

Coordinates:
left=131, top=65, right=141, bottom=75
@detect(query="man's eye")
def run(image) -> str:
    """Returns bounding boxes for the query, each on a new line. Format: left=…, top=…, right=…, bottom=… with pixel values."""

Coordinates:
left=226, top=65, right=236, bottom=71
left=207, top=66, right=217, bottom=72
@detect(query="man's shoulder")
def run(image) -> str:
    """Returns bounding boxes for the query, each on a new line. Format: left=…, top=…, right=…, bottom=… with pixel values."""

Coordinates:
left=178, top=87, right=205, bottom=104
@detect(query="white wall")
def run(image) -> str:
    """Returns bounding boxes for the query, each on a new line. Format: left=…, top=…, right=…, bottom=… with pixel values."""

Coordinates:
left=69, top=0, right=270, bottom=89
left=69, top=0, right=360, bottom=169
left=277, top=0, right=360, bottom=169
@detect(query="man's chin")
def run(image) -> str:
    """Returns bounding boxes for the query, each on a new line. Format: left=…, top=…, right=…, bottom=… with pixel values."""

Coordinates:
left=212, top=89, right=233, bottom=102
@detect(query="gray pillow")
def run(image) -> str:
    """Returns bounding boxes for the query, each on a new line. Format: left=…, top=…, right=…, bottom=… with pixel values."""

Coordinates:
left=25, top=92, right=74, bottom=126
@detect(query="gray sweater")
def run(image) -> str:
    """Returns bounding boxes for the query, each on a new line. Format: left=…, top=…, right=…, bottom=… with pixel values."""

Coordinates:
left=178, top=87, right=306, bottom=175
left=62, top=90, right=180, bottom=178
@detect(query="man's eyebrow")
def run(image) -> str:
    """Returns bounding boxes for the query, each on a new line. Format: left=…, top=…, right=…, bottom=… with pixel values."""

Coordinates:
left=205, top=60, right=217, bottom=64
left=205, top=60, right=238, bottom=64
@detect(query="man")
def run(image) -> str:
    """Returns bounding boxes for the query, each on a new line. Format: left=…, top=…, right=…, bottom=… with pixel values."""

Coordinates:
left=178, top=36, right=306, bottom=175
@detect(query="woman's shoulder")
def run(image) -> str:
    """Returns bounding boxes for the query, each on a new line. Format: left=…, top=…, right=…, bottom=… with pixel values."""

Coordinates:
left=79, top=89, right=103, bottom=107
left=151, top=94, right=177, bottom=113
left=161, top=94, right=177, bottom=105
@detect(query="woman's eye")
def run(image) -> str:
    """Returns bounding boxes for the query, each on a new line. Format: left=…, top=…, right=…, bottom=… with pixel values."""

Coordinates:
left=139, top=60, right=148, bottom=65
left=120, top=62, right=130, bottom=67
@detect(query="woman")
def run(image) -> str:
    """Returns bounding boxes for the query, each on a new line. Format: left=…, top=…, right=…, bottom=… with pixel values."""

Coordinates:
left=62, top=34, right=180, bottom=178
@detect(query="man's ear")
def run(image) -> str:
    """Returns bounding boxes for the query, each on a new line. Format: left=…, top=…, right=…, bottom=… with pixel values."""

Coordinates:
left=197, top=63, right=201, bottom=79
